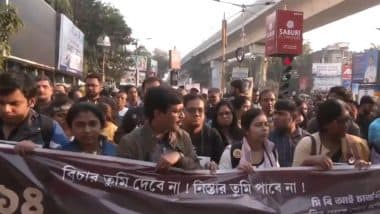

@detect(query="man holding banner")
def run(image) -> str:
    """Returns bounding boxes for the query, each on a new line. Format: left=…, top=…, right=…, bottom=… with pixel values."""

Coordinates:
left=0, top=72, right=69, bottom=153
left=117, top=86, right=201, bottom=171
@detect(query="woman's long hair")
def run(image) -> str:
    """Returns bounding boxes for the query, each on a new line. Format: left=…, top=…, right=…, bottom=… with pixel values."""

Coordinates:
left=211, top=101, right=244, bottom=145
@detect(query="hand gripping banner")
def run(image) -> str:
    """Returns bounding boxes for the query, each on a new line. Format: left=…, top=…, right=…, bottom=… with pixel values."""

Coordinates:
left=0, top=144, right=380, bottom=214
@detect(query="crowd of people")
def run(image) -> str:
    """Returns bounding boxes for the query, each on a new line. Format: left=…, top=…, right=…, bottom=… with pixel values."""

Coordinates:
left=1, top=71, right=378, bottom=172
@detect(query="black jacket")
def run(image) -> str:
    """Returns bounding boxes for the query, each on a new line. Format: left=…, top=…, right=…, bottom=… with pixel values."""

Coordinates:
left=188, top=125, right=225, bottom=163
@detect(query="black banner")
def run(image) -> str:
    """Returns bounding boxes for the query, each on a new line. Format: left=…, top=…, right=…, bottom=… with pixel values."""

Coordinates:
left=0, top=145, right=380, bottom=214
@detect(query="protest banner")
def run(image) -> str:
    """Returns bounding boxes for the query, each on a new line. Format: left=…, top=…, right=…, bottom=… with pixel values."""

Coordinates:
left=0, top=144, right=379, bottom=213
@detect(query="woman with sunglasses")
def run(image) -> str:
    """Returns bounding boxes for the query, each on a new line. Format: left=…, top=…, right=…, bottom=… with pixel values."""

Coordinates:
left=293, top=99, right=370, bottom=169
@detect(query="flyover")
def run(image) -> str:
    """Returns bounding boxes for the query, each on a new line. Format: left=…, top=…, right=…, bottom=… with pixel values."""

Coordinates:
left=182, top=0, right=380, bottom=68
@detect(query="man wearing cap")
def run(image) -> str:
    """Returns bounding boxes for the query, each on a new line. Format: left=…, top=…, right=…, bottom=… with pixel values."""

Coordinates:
left=357, top=95, right=376, bottom=140
left=269, top=99, right=310, bottom=167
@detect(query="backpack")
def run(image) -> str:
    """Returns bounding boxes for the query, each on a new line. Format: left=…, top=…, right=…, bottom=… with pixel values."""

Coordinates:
left=309, top=135, right=317, bottom=156
left=230, top=142, right=243, bottom=168
left=37, top=114, right=54, bottom=148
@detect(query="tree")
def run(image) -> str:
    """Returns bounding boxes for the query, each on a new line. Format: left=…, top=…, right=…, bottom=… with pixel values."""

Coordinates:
left=45, top=0, right=133, bottom=78
left=73, top=1, right=132, bottom=78
left=45, top=0, right=73, bottom=20
left=0, top=4, right=23, bottom=69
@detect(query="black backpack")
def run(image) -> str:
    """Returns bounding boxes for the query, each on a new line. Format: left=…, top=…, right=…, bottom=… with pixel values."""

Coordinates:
left=230, top=142, right=243, bottom=168
left=309, top=135, right=317, bottom=156
left=37, top=114, right=54, bottom=148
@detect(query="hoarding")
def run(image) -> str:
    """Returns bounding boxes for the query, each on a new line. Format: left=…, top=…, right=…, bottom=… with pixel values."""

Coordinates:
left=57, top=14, right=84, bottom=75
left=9, top=0, right=57, bottom=68
left=352, top=49, right=379, bottom=84
left=232, top=67, right=249, bottom=80
left=358, top=84, right=375, bottom=102
left=342, top=64, right=352, bottom=89
left=312, top=63, right=342, bottom=91
left=120, top=71, right=136, bottom=86
left=136, top=56, right=147, bottom=71
left=265, top=10, right=304, bottom=56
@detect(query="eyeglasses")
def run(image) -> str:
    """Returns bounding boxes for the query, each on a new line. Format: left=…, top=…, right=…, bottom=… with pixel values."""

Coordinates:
left=186, top=107, right=204, bottom=114
left=218, top=111, right=232, bottom=116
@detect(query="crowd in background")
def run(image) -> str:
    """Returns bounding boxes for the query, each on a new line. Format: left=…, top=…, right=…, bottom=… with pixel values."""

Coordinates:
left=0, top=71, right=379, bottom=172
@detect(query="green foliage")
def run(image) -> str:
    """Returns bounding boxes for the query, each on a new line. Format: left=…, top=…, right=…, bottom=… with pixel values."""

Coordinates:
left=0, top=4, right=23, bottom=69
left=45, top=0, right=133, bottom=78
left=70, top=0, right=132, bottom=77
left=45, top=0, right=73, bottom=19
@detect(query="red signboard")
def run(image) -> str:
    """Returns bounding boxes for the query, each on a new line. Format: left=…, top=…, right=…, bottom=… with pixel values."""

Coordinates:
left=342, top=64, right=352, bottom=80
left=265, top=10, right=304, bottom=57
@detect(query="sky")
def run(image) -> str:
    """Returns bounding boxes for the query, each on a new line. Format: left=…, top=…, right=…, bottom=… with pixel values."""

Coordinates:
left=102, top=0, right=380, bottom=57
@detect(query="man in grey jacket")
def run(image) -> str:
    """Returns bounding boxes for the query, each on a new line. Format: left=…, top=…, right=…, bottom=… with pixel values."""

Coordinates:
left=117, top=86, right=200, bottom=171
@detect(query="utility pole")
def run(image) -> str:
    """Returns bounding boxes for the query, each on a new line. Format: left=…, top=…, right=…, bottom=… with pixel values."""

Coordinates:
left=221, top=14, right=227, bottom=93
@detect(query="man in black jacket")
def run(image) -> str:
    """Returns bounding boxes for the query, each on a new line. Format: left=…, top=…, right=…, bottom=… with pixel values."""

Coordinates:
left=182, top=94, right=225, bottom=167
left=0, top=72, right=69, bottom=153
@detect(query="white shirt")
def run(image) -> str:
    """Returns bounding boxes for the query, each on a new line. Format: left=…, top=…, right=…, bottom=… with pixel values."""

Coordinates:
left=218, top=138, right=280, bottom=169
left=118, top=107, right=128, bottom=118
left=219, top=145, right=233, bottom=170
left=239, top=138, right=280, bottom=169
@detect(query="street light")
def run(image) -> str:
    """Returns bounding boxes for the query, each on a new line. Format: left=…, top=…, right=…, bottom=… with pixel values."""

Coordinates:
left=97, top=34, right=111, bottom=82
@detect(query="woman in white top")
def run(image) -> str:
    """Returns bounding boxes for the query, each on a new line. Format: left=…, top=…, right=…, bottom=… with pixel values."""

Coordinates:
left=219, top=108, right=280, bottom=171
